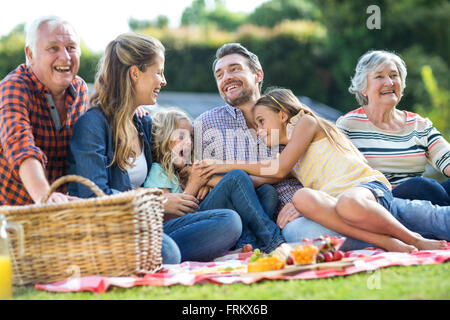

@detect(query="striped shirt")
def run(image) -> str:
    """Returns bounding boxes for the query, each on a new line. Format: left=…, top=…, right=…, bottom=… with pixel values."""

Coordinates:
left=194, top=104, right=303, bottom=209
left=336, top=107, right=450, bottom=186
left=0, top=64, right=88, bottom=205
left=288, top=116, right=390, bottom=197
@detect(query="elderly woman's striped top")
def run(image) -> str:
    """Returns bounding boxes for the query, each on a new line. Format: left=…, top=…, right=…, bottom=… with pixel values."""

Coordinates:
left=336, top=107, right=450, bottom=187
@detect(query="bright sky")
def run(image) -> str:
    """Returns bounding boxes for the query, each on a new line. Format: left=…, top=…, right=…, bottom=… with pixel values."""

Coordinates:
left=0, top=0, right=268, bottom=52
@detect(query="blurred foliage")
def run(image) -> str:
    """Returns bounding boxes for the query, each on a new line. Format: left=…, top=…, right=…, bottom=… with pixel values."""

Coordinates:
left=128, top=16, right=169, bottom=30
left=414, top=66, right=450, bottom=141
left=0, top=25, right=26, bottom=78
left=181, top=0, right=246, bottom=31
left=0, top=0, right=448, bottom=115
left=248, top=0, right=322, bottom=27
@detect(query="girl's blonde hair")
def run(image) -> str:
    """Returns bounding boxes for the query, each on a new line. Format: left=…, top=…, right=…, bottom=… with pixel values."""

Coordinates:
left=89, top=32, right=165, bottom=171
left=256, top=88, right=366, bottom=161
left=151, top=108, right=193, bottom=184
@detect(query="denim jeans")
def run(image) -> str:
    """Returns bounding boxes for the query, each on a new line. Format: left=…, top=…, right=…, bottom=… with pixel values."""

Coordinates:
left=390, top=197, right=450, bottom=241
left=163, top=209, right=242, bottom=262
left=161, top=233, right=181, bottom=264
left=199, top=170, right=284, bottom=253
left=282, top=217, right=372, bottom=251
left=282, top=196, right=450, bottom=251
left=359, top=180, right=394, bottom=210
left=392, top=176, right=450, bottom=206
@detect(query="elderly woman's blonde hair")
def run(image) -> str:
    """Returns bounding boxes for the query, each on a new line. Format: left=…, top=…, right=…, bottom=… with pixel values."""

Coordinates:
left=349, top=50, right=407, bottom=106
left=90, top=32, right=165, bottom=171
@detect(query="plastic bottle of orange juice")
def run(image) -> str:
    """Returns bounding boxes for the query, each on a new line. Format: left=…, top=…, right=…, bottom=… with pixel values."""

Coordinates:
left=0, top=214, right=23, bottom=300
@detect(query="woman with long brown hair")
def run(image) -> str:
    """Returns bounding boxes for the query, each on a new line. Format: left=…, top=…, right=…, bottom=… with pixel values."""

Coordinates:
left=68, top=32, right=242, bottom=263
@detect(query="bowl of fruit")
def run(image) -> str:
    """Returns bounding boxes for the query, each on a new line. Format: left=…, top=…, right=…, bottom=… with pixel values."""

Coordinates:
left=247, top=249, right=286, bottom=273
left=286, top=236, right=346, bottom=265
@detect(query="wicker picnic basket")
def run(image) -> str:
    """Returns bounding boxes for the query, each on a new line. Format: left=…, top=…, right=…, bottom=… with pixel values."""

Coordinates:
left=0, top=175, right=165, bottom=286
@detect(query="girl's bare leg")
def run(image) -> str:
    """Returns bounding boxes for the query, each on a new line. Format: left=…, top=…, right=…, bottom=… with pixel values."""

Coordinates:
left=292, top=188, right=417, bottom=252
left=335, top=187, right=446, bottom=251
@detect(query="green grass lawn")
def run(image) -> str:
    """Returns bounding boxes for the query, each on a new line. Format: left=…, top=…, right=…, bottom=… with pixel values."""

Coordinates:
left=12, top=262, right=450, bottom=300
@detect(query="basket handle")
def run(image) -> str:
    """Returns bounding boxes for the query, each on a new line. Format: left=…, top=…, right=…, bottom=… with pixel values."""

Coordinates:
left=41, top=175, right=106, bottom=203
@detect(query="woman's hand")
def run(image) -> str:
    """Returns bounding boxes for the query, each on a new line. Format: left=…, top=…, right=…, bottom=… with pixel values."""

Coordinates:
left=163, top=193, right=199, bottom=216
left=276, top=202, right=303, bottom=229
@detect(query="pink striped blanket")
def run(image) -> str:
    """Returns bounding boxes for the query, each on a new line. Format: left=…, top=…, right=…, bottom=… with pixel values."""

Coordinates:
left=35, top=245, right=450, bottom=293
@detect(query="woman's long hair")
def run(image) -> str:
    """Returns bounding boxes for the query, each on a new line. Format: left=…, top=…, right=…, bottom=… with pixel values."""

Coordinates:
left=151, top=109, right=193, bottom=185
left=256, top=88, right=366, bottom=161
left=89, top=32, right=165, bottom=171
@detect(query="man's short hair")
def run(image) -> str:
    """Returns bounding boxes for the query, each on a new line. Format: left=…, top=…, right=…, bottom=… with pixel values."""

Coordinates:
left=212, top=43, right=263, bottom=90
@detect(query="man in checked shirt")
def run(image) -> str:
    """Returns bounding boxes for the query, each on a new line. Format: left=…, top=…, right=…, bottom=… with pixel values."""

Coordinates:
left=0, top=16, right=87, bottom=205
left=194, top=43, right=305, bottom=242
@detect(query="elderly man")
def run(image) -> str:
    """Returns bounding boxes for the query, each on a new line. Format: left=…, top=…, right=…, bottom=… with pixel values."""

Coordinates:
left=0, top=16, right=88, bottom=205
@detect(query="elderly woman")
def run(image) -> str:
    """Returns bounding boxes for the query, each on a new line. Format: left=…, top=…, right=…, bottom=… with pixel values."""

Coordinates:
left=337, top=50, right=450, bottom=206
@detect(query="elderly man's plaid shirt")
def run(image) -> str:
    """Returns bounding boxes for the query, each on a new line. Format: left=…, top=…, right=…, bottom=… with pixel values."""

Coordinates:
left=194, top=104, right=303, bottom=212
left=0, top=64, right=88, bottom=205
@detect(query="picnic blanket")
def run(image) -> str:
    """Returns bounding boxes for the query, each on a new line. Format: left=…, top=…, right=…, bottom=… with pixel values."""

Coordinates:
left=35, top=244, right=450, bottom=294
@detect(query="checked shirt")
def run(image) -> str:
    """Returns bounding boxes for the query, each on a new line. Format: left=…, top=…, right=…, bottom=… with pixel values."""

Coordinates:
left=194, top=104, right=303, bottom=212
left=0, top=64, right=88, bottom=205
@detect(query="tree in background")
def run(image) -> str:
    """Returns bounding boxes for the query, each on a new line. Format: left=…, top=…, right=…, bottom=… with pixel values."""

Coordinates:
left=181, top=0, right=246, bottom=31
left=415, top=66, right=450, bottom=141
left=0, top=24, right=26, bottom=79
left=129, top=16, right=169, bottom=30
left=248, top=0, right=321, bottom=28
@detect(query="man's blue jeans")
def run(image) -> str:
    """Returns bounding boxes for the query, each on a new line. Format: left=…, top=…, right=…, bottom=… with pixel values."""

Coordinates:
left=163, top=209, right=242, bottom=262
left=393, top=176, right=450, bottom=206
left=389, top=197, right=450, bottom=241
left=282, top=197, right=450, bottom=251
left=199, top=170, right=285, bottom=253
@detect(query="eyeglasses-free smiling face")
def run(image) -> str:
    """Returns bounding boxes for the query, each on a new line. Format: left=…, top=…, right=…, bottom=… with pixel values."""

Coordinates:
left=363, top=60, right=403, bottom=108
left=26, top=22, right=80, bottom=95
left=214, top=53, right=262, bottom=107
left=170, top=119, right=193, bottom=168
left=133, top=51, right=167, bottom=107
left=254, top=104, right=287, bottom=147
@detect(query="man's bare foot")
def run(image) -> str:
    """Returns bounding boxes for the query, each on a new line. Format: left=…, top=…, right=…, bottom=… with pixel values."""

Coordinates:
left=383, top=237, right=418, bottom=253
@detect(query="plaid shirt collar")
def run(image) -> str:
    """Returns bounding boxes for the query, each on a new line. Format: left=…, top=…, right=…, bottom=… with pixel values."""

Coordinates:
left=224, top=104, right=239, bottom=119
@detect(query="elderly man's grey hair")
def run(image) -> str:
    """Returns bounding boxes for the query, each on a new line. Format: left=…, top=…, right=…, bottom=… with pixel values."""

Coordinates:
left=349, top=50, right=407, bottom=106
left=25, top=16, right=80, bottom=65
